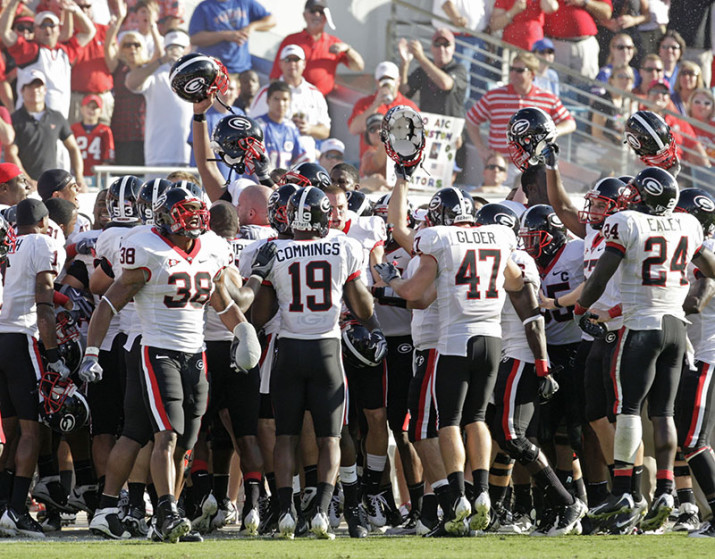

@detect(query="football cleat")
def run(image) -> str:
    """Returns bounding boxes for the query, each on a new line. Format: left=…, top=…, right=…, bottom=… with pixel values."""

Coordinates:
left=258, top=495, right=278, bottom=534
left=0, top=507, right=45, bottom=538
left=548, top=498, right=587, bottom=536
left=190, top=493, right=217, bottom=534
left=156, top=512, right=191, bottom=544
left=672, top=502, right=700, bottom=532
left=344, top=505, right=368, bottom=538
left=31, top=476, right=70, bottom=512
left=531, top=507, right=558, bottom=536
left=179, top=529, right=204, bottom=542
left=445, top=495, right=472, bottom=535
left=90, top=507, right=131, bottom=540
left=587, top=492, right=634, bottom=520
left=241, top=506, right=260, bottom=536
left=123, top=506, right=150, bottom=537
left=68, top=483, right=99, bottom=514
left=469, top=491, right=491, bottom=532
left=511, top=508, right=535, bottom=533
left=278, top=509, right=297, bottom=540
left=363, top=493, right=388, bottom=528
left=39, top=508, right=61, bottom=532
left=309, top=510, right=335, bottom=540
left=328, top=491, right=343, bottom=529
left=640, top=493, right=674, bottom=532
left=689, top=521, right=715, bottom=538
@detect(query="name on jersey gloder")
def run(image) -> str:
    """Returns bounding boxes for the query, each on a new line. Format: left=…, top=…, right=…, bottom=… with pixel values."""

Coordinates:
left=455, top=229, right=497, bottom=245
left=275, top=240, right=343, bottom=262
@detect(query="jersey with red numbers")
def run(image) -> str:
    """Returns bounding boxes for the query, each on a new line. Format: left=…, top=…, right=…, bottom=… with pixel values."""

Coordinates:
left=70, top=122, right=114, bottom=176
left=602, top=210, right=704, bottom=330
left=414, top=224, right=515, bottom=357
left=0, top=233, right=65, bottom=337
left=583, top=225, right=623, bottom=335
left=266, top=235, right=362, bottom=340
left=121, top=228, right=231, bottom=352
left=502, top=249, right=540, bottom=363
left=539, top=239, right=584, bottom=345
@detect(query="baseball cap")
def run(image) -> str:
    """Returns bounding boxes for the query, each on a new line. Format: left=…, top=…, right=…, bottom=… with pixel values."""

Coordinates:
left=81, top=94, right=103, bottom=109
left=280, top=44, right=305, bottom=60
left=532, top=38, right=555, bottom=52
left=14, top=15, right=34, bottom=26
left=16, top=198, right=48, bottom=227
left=319, top=138, right=345, bottom=156
left=0, top=163, right=22, bottom=184
left=305, top=0, right=327, bottom=8
left=366, top=113, right=383, bottom=130
left=374, top=61, right=399, bottom=81
left=34, top=11, right=60, bottom=27
left=432, top=28, right=455, bottom=45
left=164, top=29, right=190, bottom=49
left=17, top=68, right=46, bottom=91
left=37, top=169, right=74, bottom=201
left=648, top=78, right=670, bottom=92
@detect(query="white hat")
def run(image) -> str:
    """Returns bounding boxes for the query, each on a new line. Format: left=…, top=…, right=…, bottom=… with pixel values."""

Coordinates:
left=34, top=11, right=60, bottom=26
left=319, top=138, right=345, bottom=156
left=17, top=68, right=47, bottom=90
left=280, top=44, right=306, bottom=60
left=164, top=29, right=190, bottom=49
left=374, top=61, right=399, bottom=81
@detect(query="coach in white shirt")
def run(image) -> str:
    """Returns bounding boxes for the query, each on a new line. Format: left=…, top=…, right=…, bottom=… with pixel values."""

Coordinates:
left=248, top=44, right=330, bottom=161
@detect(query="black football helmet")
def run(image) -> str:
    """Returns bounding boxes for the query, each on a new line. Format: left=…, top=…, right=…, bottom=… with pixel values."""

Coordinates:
left=169, top=52, right=229, bottom=103
left=0, top=213, right=16, bottom=262
left=281, top=162, right=331, bottom=190
left=172, top=180, right=204, bottom=200
left=106, top=175, right=143, bottom=224
left=674, top=188, right=715, bottom=237
left=268, top=183, right=299, bottom=235
left=38, top=310, right=85, bottom=378
left=617, top=167, right=679, bottom=215
left=427, top=187, right=475, bottom=226
left=346, top=190, right=373, bottom=216
left=154, top=187, right=210, bottom=238
left=577, top=177, right=625, bottom=229
left=210, top=114, right=265, bottom=174
left=475, top=203, right=520, bottom=237
left=39, top=372, right=90, bottom=434
left=137, top=178, right=173, bottom=225
left=519, top=204, right=568, bottom=262
left=507, top=107, right=556, bottom=172
left=624, top=110, right=678, bottom=169
left=341, top=320, right=384, bottom=368
left=288, top=186, right=331, bottom=238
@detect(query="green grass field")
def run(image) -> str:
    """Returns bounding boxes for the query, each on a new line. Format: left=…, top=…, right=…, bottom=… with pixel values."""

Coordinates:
left=1, top=532, right=713, bottom=559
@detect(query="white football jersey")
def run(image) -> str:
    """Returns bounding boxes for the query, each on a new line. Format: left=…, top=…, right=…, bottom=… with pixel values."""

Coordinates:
left=118, top=224, right=153, bottom=349
left=583, top=226, right=623, bottom=335
left=203, top=232, right=242, bottom=343
left=67, top=213, right=92, bottom=244
left=602, top=210, right=704, bottom=330
left=414, top=224, right=515, bottom=357
left=343, top=211, right=387, bottom=287
left=502, top=249, right=540, bottom=363
left=374, top=244, right=413, bottom=337
left=45, top=218, right=66, bottom=247
left=122, top=228, right=232, bottom=352
left=686, top=237, right=715, bottom=363
left=539, top=239, right=584, bottom=345
left=0, top=233, right=65, bottom=337
left=405, top=256, right=439, bottom=351
left=266, top=235, right=362, bottom=340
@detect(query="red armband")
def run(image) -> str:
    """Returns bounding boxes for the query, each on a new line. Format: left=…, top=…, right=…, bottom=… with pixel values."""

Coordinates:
left=65, top=243, right=78, bottom=260
left=574, top=303, right=587, bottom=316
left=608, top=304, right=622, bottom=319
left=53, top=291, right=70, bottom=307
left=535, top=359, right=549, bottom=378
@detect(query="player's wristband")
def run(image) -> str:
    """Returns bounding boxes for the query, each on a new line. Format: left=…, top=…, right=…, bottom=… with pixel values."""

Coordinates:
left=193, top=113, right=206, bottom=122
left=46, top=347, right=60, bottom=362
left=608, top=304, right=623, bottom=319
left=85, top=346, right=100, bottom=358
left=574, top=302, right=588, bottom=316
left=535, top=359, right=549, bottom=378
left=553, top=297, right=562, bottom=309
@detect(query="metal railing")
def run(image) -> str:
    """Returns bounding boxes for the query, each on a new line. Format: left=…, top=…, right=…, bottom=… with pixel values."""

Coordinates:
left=389, top=0, right=715, bottom=192
left=92, top=165, right=201, bottom=189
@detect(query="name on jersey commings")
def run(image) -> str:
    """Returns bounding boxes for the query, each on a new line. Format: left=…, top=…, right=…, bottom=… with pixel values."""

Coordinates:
left=456, top=230, right=497, bottom=244
left=275, top=241, right=343, bottom=262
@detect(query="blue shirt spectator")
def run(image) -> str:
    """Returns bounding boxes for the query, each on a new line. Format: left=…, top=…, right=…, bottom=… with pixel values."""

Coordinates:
left=532, top=39, right=560, bottom=98
left=189, top=0, right=275, bottom=73
left=255, top=113, right=306, bottom=169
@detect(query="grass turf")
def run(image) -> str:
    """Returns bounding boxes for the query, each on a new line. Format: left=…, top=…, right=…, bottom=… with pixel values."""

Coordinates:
left=1, top=533, right=712, bottom=559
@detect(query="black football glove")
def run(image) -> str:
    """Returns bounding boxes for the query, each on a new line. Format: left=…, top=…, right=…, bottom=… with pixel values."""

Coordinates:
left=76, top=237, right=97, bottom=255
left=578, top=312, right=607, bottom=339
left=537, top=141, right=559, bottom=169
left=251, top=241, right=277, bottom=280
left=394, top=161, right=419, bottom=180
left=537, top=374, right=559, bottom=403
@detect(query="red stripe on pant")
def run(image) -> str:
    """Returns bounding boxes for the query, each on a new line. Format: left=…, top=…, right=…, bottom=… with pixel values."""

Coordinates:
left=685, top=362, right=711, bottom=448
left=415, top=349, right=437, bottom=441
left=501, top=359, right=521, bottom=441
left=143, top=346, right=173, bottom=431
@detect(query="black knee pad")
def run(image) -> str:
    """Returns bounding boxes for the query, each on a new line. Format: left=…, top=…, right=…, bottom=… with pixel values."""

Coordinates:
left=503, top=437, right=540, bottom=465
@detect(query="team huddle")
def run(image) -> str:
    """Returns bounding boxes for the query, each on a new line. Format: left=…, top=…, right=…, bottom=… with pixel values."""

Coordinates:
left=0, top=51, right=713, bottom=544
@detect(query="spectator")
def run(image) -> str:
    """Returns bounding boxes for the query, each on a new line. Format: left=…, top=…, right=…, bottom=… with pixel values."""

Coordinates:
left=189, top=0, right=275, bottom=74
left=126, top=29, right=192, bottom=167
left=234, top=69, right=259, bottom=112
left=688, top=88, right=715, bottom=162
left=0, top=163, right=29, bottom=208
left=348, top=61, right=418, bottom=158
left=432, top=0, right=496, bottom=100
left=0, top=103, right=14, bottom=160
left=249, top=44, right=330, bottom=161
left=7, top=70, right=84, bottom=187
left=70, top=94, right=115, bottom=179
left=122, top=0, right=163, bottom=59
left=658, top=30, right=685, bottom=90
left=254, top=81, right=307, bottom=169
left=671, top=60, right=704, bottom=115
left=398, top=28, right=467, bottom=118
left=532, top=38, right=560, bottom=97
left=69, top=0, right=116, bottom=125
left=0, top=0, right=96, bottom=118
left=317, top=138, right=344, bottom=172
left=188, top=73, right=241, bottom=180
left=544, top=0, right=613, bottom=84
left=637, top=0, right=668, bottom=56
left=465, top=52, right=575, bottom=163
left=469, top=152, right=509, bottom=193
left=632, top=53, right=663, bottom=97
left=596, top=0, right=650, bottom=67
left=668, top=0, right=712, bottom=88
left=105, top=2, right=158, bottom=166
left=489, top=0, right=558, bottom=52
left=270, top=0, right=364, bottom=96
left=590, top=63, right=638, bottom=144
left=593, top=32, right=639, bottom=95
left=120, top=0, right=186, bottom=34
left=359, top=113, right=388, bottom=180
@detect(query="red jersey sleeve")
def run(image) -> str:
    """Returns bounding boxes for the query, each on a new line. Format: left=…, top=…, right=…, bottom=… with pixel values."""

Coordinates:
left=7, top=36, right=39, bottom=66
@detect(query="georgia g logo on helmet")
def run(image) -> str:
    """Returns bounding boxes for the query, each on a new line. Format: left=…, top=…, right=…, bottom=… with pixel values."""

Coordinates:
left=642, top=177, right=664, bottom=196
left=60, top=414, right=76, bottom=433
left=428, top=195, right=442, bottom=211
left=228, top=117, right=250, bottom=131
left=495, top=212, right=516, bottom=229
left=547, top=213, right=564, bottom=228
left=510, top=119, right=531, bottom=137
left=319, top=196, right=331, bottom=214
left=694, top=195, right=715, bottom=212
left=184, top=76, right=206, bottom=94
left=625, top=132, right=642, bottom=150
